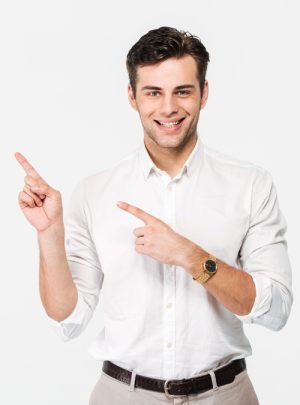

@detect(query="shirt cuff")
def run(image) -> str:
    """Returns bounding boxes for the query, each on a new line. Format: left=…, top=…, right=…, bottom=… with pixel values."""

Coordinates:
left=236, top=273, right=273, bottom=323
left=45, top=292, right=91, bottom=341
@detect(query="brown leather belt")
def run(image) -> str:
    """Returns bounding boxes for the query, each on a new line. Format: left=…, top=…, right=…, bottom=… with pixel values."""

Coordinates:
left=102, top=358, right=246, bottom=398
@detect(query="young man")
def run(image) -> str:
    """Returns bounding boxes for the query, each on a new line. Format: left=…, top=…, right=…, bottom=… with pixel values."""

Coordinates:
left=16, top=26, right=292, bottom=404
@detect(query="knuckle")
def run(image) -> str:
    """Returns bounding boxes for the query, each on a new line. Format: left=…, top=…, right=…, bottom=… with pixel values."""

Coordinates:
left=147, top=225, right=153, bottom=233
left=24, top=175, right=34, bottom=185
left=21, top=193, right=33, bottom=205
left=20, top=191, right=27, bottom=200
left=37, top=181, right=47, bottom=190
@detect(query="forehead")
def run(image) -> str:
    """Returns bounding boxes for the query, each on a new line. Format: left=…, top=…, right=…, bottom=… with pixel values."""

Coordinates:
left=136, top=55, right=198, bottom=89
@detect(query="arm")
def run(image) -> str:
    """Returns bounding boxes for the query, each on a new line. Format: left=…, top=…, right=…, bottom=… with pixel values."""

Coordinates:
left=16, top=153, right=102, bottom=340
left=15, top=152, right=77, bottom=321
left=38, top=222, right=78, bottom=322
left=45, top=179, right=104, bottom=341
left=183, top=170, right=293, bottom=330
left=184, top=253, right=256, bottom=316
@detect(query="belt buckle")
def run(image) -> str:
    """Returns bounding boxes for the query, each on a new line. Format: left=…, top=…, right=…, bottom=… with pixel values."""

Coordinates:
left=164, top=378, right=187, bottom=398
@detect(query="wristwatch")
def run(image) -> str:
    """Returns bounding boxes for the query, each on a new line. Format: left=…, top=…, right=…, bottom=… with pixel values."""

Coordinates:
left=192, top=254, right=218, bottom=284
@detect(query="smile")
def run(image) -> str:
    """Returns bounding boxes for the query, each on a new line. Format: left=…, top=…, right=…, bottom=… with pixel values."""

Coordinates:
left=154, top=117, right=186, bottom=130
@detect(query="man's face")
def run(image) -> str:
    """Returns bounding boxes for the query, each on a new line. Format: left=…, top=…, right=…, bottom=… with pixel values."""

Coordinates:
left=128, top=55, right=208, bottom=150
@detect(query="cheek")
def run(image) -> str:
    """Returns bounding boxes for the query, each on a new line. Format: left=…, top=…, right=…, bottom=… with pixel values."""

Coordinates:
left=140, top=104, right=157, bottom=119
left=183, top=98, right=201, bottom=113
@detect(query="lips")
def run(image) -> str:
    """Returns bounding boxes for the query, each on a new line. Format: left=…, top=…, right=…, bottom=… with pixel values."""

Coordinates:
left=154, top=117, right=185, bottom=127
left=154, top=117, right=186, bottom=134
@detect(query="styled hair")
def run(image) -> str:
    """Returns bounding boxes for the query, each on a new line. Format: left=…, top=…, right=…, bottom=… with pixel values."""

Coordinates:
left=126, top=26, right=210, bottom=98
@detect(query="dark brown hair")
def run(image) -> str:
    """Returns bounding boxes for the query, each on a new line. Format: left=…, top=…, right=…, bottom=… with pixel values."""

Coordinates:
left=126, top=26, right=210, bottom=98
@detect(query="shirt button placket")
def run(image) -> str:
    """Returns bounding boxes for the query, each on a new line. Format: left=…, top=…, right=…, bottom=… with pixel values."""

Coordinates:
left=162, top=178, right=176, bottom=379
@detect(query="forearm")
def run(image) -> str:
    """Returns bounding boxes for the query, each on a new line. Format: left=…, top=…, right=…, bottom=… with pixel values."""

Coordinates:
left=184, top=245, right=256, bottom=316
left=199, top=259, right=255, bottom=316
left=38, top=221, right=78, bottom=322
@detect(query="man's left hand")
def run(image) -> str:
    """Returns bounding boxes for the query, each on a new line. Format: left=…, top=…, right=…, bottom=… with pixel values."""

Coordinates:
left=117, top=201, right=206, bottom=272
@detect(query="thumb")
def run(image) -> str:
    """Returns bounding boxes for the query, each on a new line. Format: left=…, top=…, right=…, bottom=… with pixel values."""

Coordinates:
left=30, top=184, right=55, bottom=198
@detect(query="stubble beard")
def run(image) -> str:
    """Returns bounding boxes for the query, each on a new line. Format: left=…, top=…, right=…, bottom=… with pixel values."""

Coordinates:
left=143, top=118, right=198, bottom=151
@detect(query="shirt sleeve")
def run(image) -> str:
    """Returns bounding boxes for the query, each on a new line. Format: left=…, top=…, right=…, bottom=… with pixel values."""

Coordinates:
left=46, top=179, right=104, bottom=341
left=236, top=169, right=293, bottom=331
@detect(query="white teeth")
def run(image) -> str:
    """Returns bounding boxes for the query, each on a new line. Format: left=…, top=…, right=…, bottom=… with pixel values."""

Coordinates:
left=159, top=120, right=181, bottom=127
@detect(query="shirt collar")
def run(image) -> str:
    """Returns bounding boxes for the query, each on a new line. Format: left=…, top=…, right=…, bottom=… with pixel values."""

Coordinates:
left=138, top=135, right=204, bottom=181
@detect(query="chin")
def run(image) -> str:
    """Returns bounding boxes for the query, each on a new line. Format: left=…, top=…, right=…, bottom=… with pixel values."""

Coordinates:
left=154, top=132, right=192, bottom=149
left=152, top=136, right=182, bottom=148
left=145, top=128, right=180, bottom=144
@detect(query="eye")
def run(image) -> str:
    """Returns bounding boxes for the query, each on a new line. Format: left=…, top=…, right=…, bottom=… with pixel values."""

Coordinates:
left=176, top=90, right=190, bottom=95
left=148, top=91, right=160, bottom=96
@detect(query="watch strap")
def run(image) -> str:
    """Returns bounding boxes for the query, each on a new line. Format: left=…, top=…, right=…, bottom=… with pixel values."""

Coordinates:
left=193, top=270, right=212, bottom=284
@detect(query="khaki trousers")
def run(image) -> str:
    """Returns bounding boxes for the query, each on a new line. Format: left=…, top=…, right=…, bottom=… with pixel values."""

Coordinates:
left=89, top=368, right=259, bottom=405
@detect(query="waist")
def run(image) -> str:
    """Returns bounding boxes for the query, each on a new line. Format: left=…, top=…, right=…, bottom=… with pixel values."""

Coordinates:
left=102, top=358, right=247, bottom=397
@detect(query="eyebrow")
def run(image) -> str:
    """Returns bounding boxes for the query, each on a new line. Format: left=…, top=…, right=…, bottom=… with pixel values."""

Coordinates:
left=141, top=84, right=196, bottom=91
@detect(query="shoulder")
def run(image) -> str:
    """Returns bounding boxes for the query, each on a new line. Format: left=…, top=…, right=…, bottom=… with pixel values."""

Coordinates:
left=73, top=145, right=141, bottom=196
left=202, top=142, right=273, bottom=186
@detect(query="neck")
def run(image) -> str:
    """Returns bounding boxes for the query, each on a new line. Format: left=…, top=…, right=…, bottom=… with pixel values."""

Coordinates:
left=144, top=134, right=198, bottom=178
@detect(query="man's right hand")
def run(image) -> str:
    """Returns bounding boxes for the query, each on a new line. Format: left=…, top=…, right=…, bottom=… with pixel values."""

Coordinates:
left=15, top=152, right=63, bottom=232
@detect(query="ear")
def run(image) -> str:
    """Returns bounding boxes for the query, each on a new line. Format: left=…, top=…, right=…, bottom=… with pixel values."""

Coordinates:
left=200, top=80, right=209, bottom=110
left=128, top=84, right=138, bottom=111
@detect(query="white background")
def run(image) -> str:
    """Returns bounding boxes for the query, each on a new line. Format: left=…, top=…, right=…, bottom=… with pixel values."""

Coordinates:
left=1, top=1, right=299, bottom=404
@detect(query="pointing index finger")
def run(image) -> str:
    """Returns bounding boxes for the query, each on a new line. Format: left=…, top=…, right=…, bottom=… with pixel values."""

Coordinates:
left=15, top=152, right=42, bottom=179
left=117, top=201, right=157, bottom=224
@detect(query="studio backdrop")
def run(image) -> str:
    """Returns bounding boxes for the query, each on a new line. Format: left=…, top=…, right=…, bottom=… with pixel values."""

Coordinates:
left=0, top=1, right=299, bottom=404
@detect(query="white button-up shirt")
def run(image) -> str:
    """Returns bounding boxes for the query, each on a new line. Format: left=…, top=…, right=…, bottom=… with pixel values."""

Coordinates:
left=48, top=135, right=293, bottom=379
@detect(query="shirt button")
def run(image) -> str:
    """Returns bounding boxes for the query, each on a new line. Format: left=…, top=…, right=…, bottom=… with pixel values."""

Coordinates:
left=167, top=342, right=173, bottom=348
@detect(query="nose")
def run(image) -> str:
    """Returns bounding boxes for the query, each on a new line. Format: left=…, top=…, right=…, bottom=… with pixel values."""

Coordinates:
left=159, top=94, right=179, bottom=117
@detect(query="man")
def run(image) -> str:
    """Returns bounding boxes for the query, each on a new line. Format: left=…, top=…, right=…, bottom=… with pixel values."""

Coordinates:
left=16, top=26, right=292, bottom=404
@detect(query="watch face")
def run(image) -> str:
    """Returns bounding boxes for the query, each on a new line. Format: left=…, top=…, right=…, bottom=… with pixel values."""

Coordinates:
left=205, top=259, right=217, bottom=274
